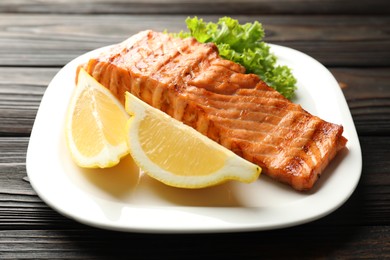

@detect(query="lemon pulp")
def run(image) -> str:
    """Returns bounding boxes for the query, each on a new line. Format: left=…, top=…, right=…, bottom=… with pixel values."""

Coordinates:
left=65, top=68, right=129, bottom=168
left=139, top=111, right=226, bottom=176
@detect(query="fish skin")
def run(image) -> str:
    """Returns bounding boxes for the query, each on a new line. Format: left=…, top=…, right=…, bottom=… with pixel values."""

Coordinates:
left=78, top=30, right=347, bottom=191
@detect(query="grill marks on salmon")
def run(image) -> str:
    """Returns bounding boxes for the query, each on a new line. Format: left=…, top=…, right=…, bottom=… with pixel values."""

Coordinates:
left=79, top=30, right=347, bottom=191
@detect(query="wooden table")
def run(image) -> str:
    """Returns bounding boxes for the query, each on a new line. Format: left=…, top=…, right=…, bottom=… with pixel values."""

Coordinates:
left=1, top=0, right=389, bottom=258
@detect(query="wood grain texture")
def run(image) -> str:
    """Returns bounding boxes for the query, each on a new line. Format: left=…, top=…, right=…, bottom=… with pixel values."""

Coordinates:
left=0, top=14, right=389, bottom=67
left=0, top=226, right=389, bottom=259
left=331, top=68, right=390, bottom=135
left=0, top=68, right=58, bottom=135
left=0, top=1, right=389, bottom=258
left=1, top=0, right=389, bottom=15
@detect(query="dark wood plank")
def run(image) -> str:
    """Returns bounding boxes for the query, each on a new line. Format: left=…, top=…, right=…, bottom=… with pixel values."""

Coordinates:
left=1, top=1, right=388, bottom=258
left=1, top=67, right=389, bottom=136
left=1, top=0, right=389, bottom=15
left=330, top=68, right=390, bottom=136
left=0, top=14, right=389, bottom=67
left=0, top=226, right=388, bottom=258
left=0, top=68, right=58, bottom=136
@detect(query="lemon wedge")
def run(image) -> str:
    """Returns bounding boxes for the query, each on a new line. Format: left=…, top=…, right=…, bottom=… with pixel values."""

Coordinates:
left=65, top=68, right=130, bottom=168
left=125, top=92, right=261, bottom=188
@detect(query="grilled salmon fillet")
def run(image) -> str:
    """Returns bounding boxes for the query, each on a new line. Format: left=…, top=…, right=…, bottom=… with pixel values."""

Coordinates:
left=78, top=30, right=347, bottom=191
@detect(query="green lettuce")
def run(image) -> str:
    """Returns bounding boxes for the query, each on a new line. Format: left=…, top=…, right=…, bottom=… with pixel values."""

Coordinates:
left=171, top=17, right=297, bottom=99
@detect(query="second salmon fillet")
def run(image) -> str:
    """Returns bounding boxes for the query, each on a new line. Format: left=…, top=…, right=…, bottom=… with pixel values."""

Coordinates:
left=80, top=30, right=347, bottom=191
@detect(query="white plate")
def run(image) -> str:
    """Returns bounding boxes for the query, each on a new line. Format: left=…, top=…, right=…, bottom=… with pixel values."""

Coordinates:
left=26, top=44, right=362, bottom=233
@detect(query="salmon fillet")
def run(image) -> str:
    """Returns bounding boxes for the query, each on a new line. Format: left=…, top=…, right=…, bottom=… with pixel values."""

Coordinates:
left=79, top=30, right=347, bottom=191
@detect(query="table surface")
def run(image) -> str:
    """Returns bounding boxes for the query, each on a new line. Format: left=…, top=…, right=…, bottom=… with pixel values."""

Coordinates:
left=1, top=0, right=389, bottom=258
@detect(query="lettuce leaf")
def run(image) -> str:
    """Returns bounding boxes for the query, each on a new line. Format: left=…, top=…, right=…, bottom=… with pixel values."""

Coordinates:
left=171, top=16, right=297, bottom=99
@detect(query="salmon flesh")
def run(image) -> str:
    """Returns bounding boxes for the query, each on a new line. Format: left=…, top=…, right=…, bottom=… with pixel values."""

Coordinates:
left=78, top=30, right=347, bottom=191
